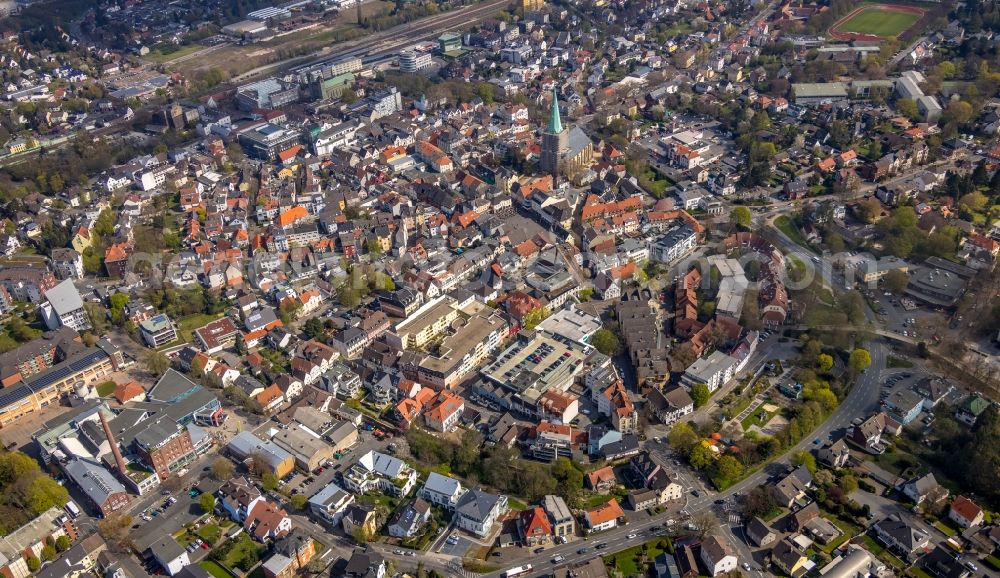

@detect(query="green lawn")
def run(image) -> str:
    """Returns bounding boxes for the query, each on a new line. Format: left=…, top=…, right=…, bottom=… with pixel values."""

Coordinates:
left=933, top=520, right=958, bottom=537
left=835, top=7, right=921, bottom=38
left=582, top=493, right=625, bottom=508
left=176, top=313, right=224, bottom=343
left=819, top=515, right=859, bottom=554
left=775, top=216, right=817, bottom=252
left=983, top=554, right=1000, bottom=571
left=741, top=406, right=779, bottom=430
left=96, top=381, right=117, bottom=397
left=145, top=43, right=206, bottom=63
left=197, top=524, right=223, bottom=545
left=507, top=498, right=528, bottom=511
left=603, top=537, right=672, bottom=577
left=887, top=356, right=914, bottom=369
left=213, top=533, right=264, bottom=572
left=199, top=560, right=233, bottom=578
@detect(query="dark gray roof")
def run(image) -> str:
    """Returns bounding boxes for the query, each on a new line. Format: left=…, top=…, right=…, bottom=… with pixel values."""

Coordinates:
left=148, top=369, right=200, bottom=403
left=456, top=488, right=502, bottom=523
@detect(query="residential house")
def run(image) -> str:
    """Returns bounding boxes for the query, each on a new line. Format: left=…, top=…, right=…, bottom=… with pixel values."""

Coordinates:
left=646, top=386, right=694, bottom=425
left=902, top=473, right=948, bottom=506
left=700, top=536, right=737, bottom=577
left=584, top=499, right=625, bottom=532
left=147, top=537, right=189, bottom=576
left=817, top=439, right=851, bottom=468
left=517, top=506, right=553, bottom=546
left=341, top=548, right=386, bottom=578
left=341, top=504, right=378, bottom=540
left=746, top=517, right=777, bottom=547
left=771, top=465, right=812, bottom=508
left=771, top=538, right=809, bottom=578
left=419, top=472, right=465, bottom=510
left=217, top=477, right=264, bottom=523
left=585, top=466, right=618, bottom=494
left=948, top=496, right=984, bottom=528
left=542, top=494, right=574, bottom=540
left=387, top=498, right=431, bottom=539
left=872, top=515, right=930, bottom=560
left=308, top=481, right=354, bottom=526
left=455, top=488, right=508, bottom=538
left=955, top=395, right=989, bottom=427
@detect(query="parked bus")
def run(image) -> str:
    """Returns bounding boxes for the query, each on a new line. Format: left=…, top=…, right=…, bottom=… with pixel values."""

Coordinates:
left=503, top=564, right=533, bottom=578
left=64, top=501, right=81, bottom=518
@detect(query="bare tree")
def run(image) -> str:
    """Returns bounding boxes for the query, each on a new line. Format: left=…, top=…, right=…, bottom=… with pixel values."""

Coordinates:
left=211, top=457, right=235, bottom=481
left=688, top=510, right=720, bottom=539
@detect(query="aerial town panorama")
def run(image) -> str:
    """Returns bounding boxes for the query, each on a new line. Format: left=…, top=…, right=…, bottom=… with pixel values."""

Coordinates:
left=0, top=0, right=999, bottom=577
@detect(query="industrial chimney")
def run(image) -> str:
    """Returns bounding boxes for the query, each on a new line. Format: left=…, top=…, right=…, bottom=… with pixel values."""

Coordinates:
left=98, top=410, right=128, bottom=474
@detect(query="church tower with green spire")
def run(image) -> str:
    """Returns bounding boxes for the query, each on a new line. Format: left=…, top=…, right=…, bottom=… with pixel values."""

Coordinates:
left=541, top=87, right=568, bottom=177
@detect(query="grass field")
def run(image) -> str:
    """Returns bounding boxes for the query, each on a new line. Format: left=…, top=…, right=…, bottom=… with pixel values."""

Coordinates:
left=835, top=6, right=921, bottom=38
left=198, top=561, right=232, bottom=578
left=145, top=43, right=206, bottom=64
left=96, top=381, right=117, bottom=397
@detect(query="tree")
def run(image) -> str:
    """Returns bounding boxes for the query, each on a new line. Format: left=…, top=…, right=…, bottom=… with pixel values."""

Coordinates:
left=290, top=494, right=308, bottom=510
left=199, top=493, right=216, bottom=514
left=351, top=525, right=373, bottom=544
left=668, top=422, right=700, bottom=455
left=849, top=348, right=872, bottom=372
left=689, top=443, right=714, bottom=470
left=856, top=198, right=882, bottom=224
left=262, top=471, right=278, bottom=492
left=476, top=83, right=494, bottom=105
left=895, top=98, right=919, bottom=120
left=731, top=206, right=752, bottom=230
left=522, top=307, right=550, bottom=330
left=742, top=486, right=778, bottom=518
left=884, top=269, right=909, bottom=294
left=591, top=329, right=621, bottom=356
left=143, top=349, right=170, bottom=376
left=278, top=299, right=303, bottom=324
left=55, top=535, right=71, bottom=552
left=40, top=544, right=56, bottom=562
left=687, top=510, right=719, bottom=539
left=304, top=317, right=326, bottom=341
left=25, top=556, right=39, bottom=572
left=690, top=383, right=712, bottom=408
left=715, top=455, right=744, bottom=481
left=97, top=512, right=133, bottom=551
left=817, top=354, right=834, bottom=373
left=959, top=191, right=988, bottom=213
left=791, top=450, right=817, bottom=474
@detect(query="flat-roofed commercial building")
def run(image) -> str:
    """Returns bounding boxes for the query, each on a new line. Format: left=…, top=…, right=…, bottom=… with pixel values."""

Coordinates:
left=385, top=296, right=460, bottom=350
left=0, top=340, right=124, bottom=429
left=792, top=82, right=848, bottom=106
left=417, top=313, right=506, bottom=390
left=480, top=331, right=592, bottom=415
left=906, top=257, right=975, bottom=307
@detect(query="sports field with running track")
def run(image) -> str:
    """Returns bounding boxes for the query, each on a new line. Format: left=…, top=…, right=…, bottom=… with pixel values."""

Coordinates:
left=829, top=4, right=925, bottom=41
